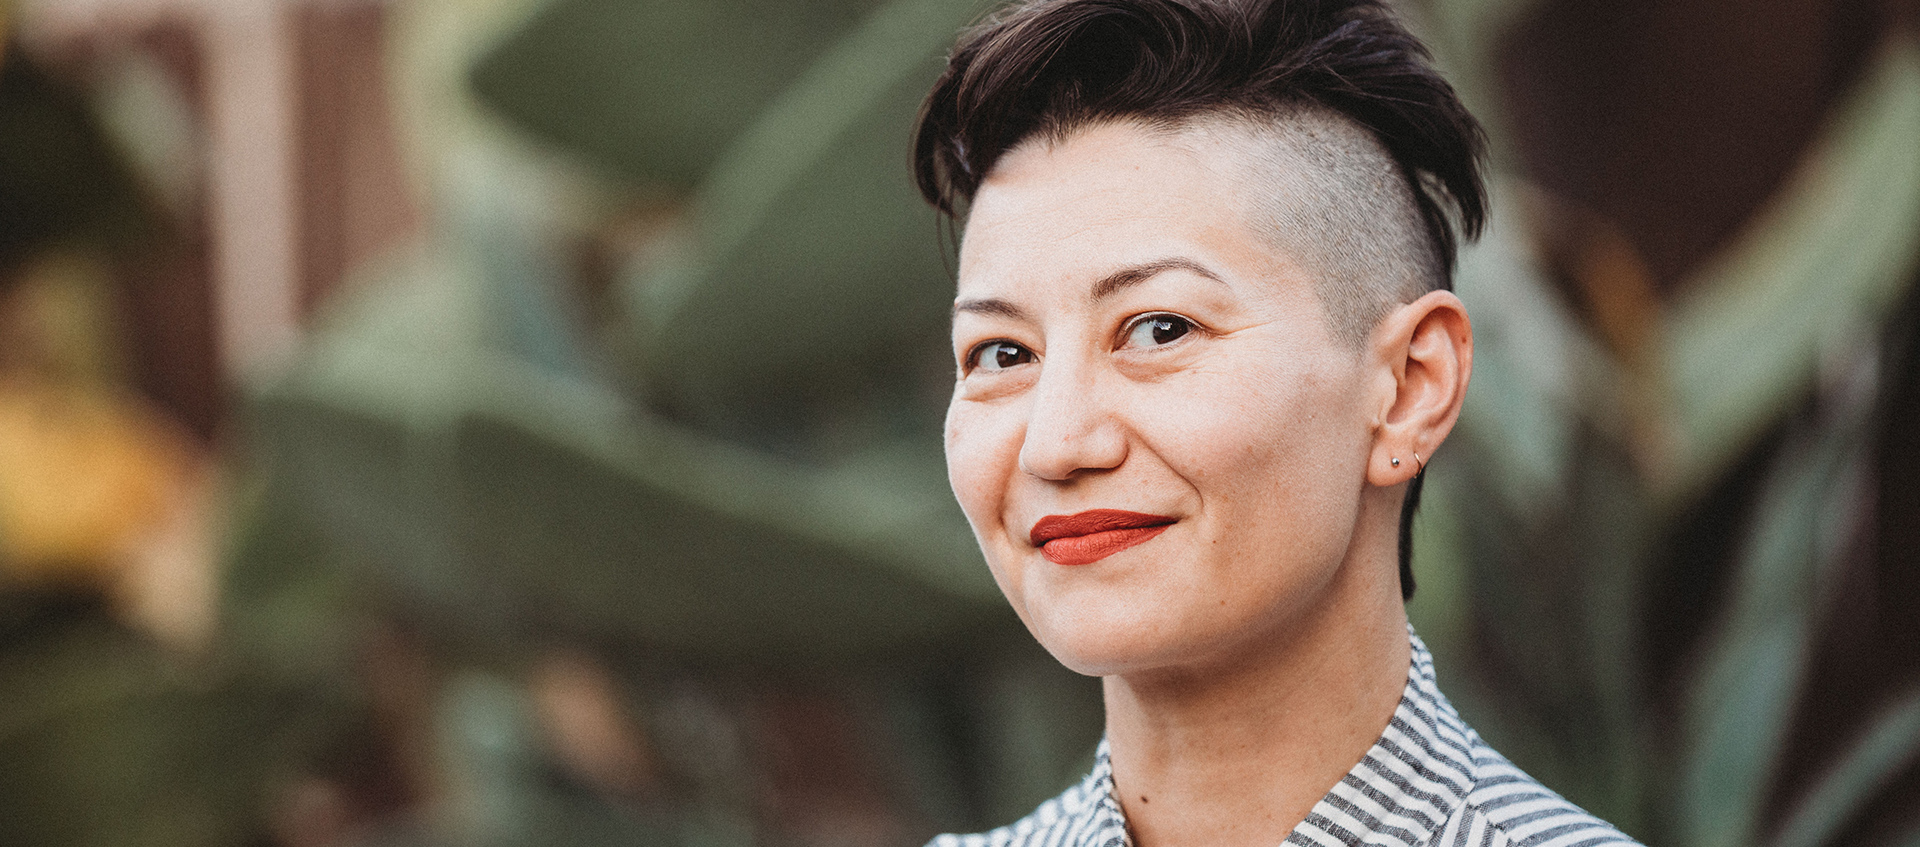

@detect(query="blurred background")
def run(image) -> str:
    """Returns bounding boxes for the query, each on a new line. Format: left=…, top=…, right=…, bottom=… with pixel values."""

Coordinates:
left=0, top=0, right=1916, bottom=845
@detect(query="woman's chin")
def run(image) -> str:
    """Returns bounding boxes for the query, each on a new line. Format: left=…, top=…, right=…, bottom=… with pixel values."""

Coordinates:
left=1020, top=588, right=1308, bottom=681
left=1037, top=644, right=1149, bottom=678
left=1013, top=579, right=1222, bottom=677
left=1027, top=618, right=1196, bottom=679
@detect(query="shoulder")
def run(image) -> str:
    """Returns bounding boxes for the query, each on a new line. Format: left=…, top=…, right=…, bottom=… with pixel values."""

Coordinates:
left=1441, top=738, right=1642, bottom=847
left=925, top=753, right=1126, bottom=847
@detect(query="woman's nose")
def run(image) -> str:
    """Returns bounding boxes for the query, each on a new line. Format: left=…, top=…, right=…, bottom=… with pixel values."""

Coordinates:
left=1017, top=363, right=1127, bottom=480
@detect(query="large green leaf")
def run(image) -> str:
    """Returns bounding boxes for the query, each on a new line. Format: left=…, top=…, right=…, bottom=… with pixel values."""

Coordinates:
left=254, top=227, right=1001, bottom=662
left=621, top=0, right=992, bottom=440
left=469, top=0, right=888, bottom=188
left=1452, top=183, right=1599, bottom=519
left=448, top=375, right=1004, bottom=664
left=1662, top=37, right=1920, bottom=494
left=1678, top=399, right=1875, bottom=847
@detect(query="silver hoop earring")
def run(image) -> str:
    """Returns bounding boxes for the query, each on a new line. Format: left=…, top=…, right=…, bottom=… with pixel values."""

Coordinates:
left=1412, top=451, right=1426, bottom=472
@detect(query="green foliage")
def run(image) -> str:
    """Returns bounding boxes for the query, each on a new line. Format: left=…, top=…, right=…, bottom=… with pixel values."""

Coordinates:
left=242, top=1, right=1920, bottom=844
left=1416, top=21, right=1920, bottom=846
left=0, top=593, right=337, bottom=847
left=470, top=0, right=890, bottom=189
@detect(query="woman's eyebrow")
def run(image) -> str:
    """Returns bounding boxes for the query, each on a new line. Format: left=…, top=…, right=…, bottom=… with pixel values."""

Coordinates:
left=1088, top=257, right=1225, bottom=300
left=952, top=297, right=1030, bottom=320
left=952, top=258, right=1224, bottom=319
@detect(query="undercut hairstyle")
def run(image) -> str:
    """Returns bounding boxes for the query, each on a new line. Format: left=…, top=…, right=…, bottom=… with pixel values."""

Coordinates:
left=910, top=0, right=1489, bottom=600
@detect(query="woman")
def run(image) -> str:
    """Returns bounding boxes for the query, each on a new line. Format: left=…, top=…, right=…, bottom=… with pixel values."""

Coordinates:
left=909, top=1, right=1643, bottom=845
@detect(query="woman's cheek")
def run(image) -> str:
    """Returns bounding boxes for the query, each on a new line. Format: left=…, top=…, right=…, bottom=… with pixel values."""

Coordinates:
left=945, top=400, right=1032, bottom=612
left=944, top=401, right=1011, bottom=534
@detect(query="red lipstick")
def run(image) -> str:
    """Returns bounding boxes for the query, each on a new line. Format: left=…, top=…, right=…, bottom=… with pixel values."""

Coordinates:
left=1029, top=510, right=1176, bottom=565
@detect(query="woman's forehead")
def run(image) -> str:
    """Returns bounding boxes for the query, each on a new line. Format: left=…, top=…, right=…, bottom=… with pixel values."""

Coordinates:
left=957, top=111, right=1432, bottom=343
left=955, top=121, right=1309, bottom=296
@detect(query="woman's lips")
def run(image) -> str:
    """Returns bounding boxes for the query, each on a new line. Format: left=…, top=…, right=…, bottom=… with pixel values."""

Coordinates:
left=1029, top=510, right=1176, bottom=565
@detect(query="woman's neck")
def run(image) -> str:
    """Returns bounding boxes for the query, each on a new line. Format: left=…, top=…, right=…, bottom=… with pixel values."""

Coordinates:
left=1100, top=529, right=1411, bottom=847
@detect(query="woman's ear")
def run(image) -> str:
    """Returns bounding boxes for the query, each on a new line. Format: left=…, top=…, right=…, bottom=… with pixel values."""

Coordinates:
left=1365, top=290, right=1472, bottom=487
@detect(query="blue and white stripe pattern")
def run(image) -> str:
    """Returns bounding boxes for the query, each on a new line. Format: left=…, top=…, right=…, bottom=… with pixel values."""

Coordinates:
left=930, top=631, right=1642, bottom=847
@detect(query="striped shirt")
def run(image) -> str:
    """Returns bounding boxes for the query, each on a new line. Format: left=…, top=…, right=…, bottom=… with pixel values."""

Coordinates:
left=929, top=630, right=1642, bottom=847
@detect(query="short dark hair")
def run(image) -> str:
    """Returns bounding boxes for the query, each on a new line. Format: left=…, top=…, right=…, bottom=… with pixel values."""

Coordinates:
left=911, top=0, right=1488, bottom=600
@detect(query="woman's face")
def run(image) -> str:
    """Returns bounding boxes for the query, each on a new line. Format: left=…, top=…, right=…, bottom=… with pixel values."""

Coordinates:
left=946, top=120, right=1384, bottom=678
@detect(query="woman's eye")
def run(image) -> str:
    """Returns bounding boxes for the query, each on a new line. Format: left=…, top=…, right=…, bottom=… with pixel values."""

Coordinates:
left=969, top=340, right=1035, bottom=372
left=1123, top=315, right=1193, bottom=349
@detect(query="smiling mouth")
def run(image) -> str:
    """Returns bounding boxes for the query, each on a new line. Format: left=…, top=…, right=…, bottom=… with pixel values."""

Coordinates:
left=1029, top=510, right=1177, bottom=565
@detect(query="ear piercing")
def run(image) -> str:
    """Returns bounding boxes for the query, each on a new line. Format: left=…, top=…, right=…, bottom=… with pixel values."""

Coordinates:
left=1391, top=452, right=1428, bottom=471
left=1390, top=457, right=1401, bottom=467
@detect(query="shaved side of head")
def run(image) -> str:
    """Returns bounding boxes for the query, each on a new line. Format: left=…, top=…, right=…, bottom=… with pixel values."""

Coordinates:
left=1219, top=107, right=1440, bottom=344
